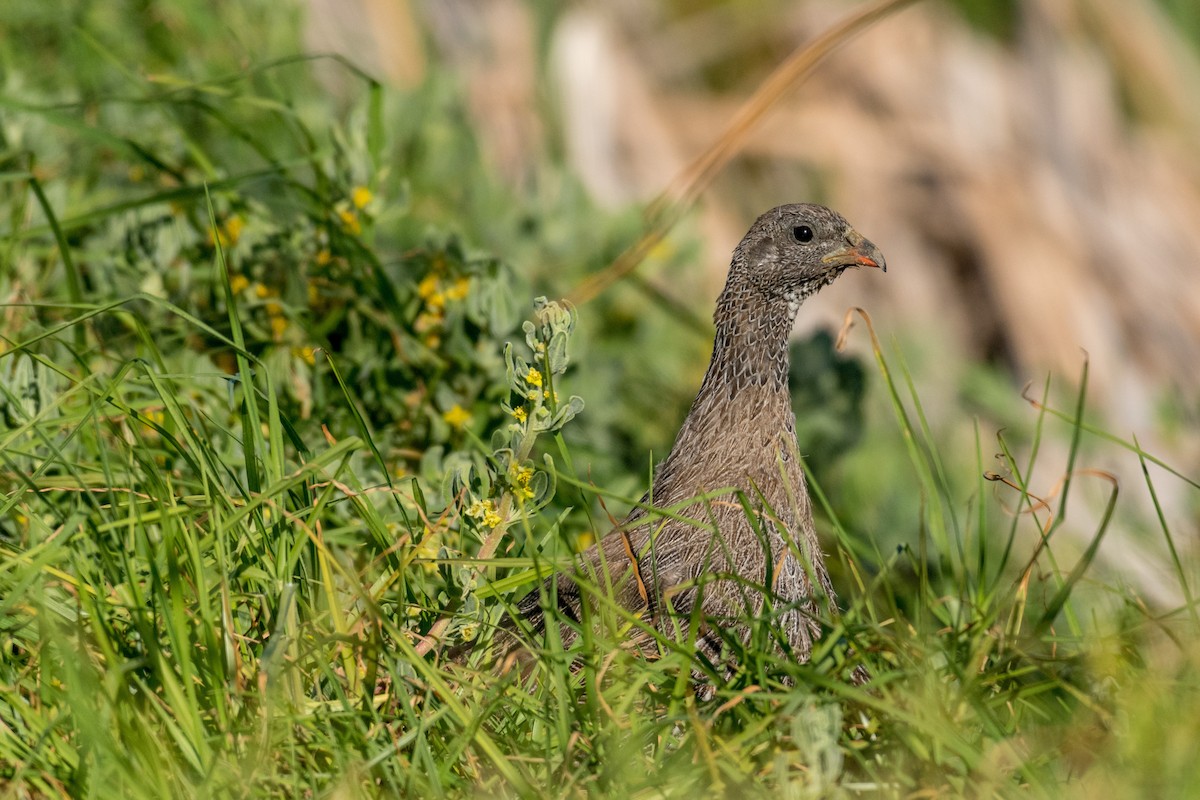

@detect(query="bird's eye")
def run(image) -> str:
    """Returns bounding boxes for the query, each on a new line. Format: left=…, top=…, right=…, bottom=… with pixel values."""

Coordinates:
left=792, top=225, right=814, bottom=243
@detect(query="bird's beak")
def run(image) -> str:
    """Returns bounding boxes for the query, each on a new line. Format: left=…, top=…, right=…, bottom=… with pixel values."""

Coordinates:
left=821, top=232, right=887, bottom=273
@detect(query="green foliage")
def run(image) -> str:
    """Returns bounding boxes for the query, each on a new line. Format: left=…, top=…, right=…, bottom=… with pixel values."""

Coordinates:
left=944, top=0, right=1019, bottom=41
left=2, top=2, right=1200, bottom=798
left=788, top=330, right=868, bottom=474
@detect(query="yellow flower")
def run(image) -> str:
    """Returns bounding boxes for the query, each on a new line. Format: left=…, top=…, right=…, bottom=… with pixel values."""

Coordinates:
left=575, top=530, right=596, bottom=551
left=511, top=406, right=527, bottom=424
left=229, top=274, right=250, bottom=294
left=418, top=276, right=447, bottom=310
left=460, top=623, right=479, bottom=643
left=210, top=215, right=243, bottom=248
left=351, top=185, right=373, bottom=209
left=442, top=404, right=471, bottom=430
left=222, top=215, right=244, bottom=246
left=338, top=208, right=361, bottom=235
left=525, top=368, right=542, bottom=388
left=254, top=282, right=272, bottom=299
left=466, top=499, right=503, bottom=529
left=270, top=314, right=288, bottom=340
left=293, top=346, right=317, bottom=366
left=315, top=249, right=332, bottom=266
left=444, top=277, right=470, bottom=301
left=139, top=409, right=163, bottom=441
left=510, top=464, right=535, bottom=502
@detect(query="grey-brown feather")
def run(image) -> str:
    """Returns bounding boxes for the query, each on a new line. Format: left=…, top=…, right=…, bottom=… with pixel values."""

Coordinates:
left=490, top=203, right=883, bottom=675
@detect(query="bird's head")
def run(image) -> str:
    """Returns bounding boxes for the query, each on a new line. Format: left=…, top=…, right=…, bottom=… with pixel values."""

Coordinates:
left=729, top=203, right=885, bottom=304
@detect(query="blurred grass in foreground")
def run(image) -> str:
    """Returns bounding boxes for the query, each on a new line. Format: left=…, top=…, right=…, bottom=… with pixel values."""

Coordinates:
left=2, top=1, right=1200, bottom=797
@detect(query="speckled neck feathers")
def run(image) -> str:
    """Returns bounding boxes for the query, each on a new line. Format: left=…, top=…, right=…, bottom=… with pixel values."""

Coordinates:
left=649, top=275, right=805, bottom=505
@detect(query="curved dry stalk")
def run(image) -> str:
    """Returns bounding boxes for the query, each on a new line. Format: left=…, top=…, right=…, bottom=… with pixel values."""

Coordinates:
left=571, top=0, right=922, bottom=305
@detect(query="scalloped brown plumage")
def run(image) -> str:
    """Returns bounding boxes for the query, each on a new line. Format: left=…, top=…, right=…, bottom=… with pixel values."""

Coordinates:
left=494, top=203, right=884, bottom=682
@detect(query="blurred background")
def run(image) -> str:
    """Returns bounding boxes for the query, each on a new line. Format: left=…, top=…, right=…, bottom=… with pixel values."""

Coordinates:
left=3, top=0, right=1198, bottom=604
left=306, top=0, right=1200, bottom=417
left=302, top=0, right=1200, bottom=598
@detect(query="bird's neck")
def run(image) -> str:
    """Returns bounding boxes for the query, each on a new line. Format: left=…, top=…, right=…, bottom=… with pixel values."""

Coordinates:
left=647, top=278, right=816, bottom=504
left=655, top=282, right=798, bottom=478
left=697, top=282, right=798, bottom=403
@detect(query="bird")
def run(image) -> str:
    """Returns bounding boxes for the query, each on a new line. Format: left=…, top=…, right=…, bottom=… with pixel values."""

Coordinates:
left=485, top=203, right=884, bottom=682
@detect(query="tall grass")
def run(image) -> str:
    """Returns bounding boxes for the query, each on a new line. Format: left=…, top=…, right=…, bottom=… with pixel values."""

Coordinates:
left=3, top=2, right=1200, bottom=797
left=4, top=275, right=1198, bottom=796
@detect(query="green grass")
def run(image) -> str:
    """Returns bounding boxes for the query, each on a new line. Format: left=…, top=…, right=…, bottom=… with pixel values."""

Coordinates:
left=5, top=269, right=1198, bottom=798
left=3, top=2, right=1200, bottom=797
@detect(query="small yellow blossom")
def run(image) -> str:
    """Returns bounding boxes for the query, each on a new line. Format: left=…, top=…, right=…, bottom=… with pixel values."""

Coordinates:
left=466, top=499, right=503, bottom=529
left=460, top=623, right=479, bottom=643
left=254, top=282, right=272, bottom=299
left=510, top=464, right=535, bottom=502
left=265, top=301, right=283, bottom=316
left=294, top=346, right=316, bottom=366
left=210, top=215, right=243, bottom=248
left=417, top=274, right=446, bottom=309
left=307, top=281, right=321, bottom=305
left=511, top=406, right=527, bottom=424
left=444, top=277, right=470, bottom=301
left=442, top=404, right=471, bottom=430
left=338, top=208, right=361, bottom=235
left=525, top=368, right=543, bottom=388
left=229, top=274, right=250, bottom=294
left=351, top=185, right=373, bottom=209
left=270, top=314, right=288, bottom=340
left=222, top=216, right=244, bottom=246
left=140, top=409, right=163, bottom=441
left=543, top=389, right=560, bottom=406
left=315, top=249, right=332, bottom=266
left=575, top=530, right=596, bottom=551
